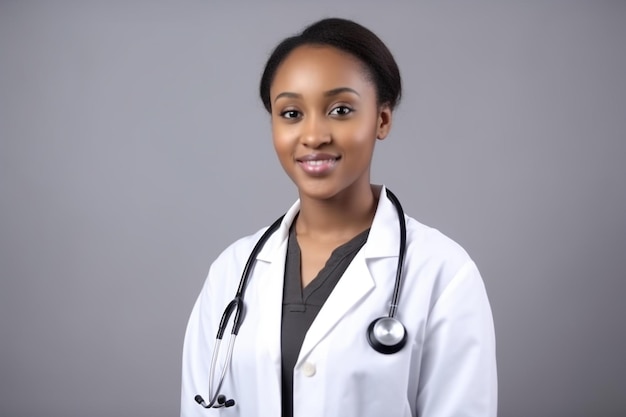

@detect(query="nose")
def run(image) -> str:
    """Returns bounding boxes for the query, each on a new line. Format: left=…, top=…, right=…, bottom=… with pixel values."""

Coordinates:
left=301, top=114, right=331, bottom=148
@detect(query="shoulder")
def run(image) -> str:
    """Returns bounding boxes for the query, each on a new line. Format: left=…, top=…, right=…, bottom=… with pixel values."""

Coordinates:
left=196, top=225, right=268, bottom=296
left=211, top=226, right=269, bottom=271
left=403, top=214, right=482, bottom=305
left=405, top=215, right=472, bottom=269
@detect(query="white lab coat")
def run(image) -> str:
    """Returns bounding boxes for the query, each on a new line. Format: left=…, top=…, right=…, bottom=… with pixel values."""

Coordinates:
left=181, top=186, right=497, bottom=417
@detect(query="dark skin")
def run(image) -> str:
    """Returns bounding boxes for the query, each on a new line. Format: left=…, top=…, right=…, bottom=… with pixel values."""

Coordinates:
left=270, top=45, right=393, bottom=287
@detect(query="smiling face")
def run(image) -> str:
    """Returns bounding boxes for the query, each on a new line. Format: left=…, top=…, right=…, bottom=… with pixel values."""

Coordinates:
left=269, top=45, right=392, bottom=202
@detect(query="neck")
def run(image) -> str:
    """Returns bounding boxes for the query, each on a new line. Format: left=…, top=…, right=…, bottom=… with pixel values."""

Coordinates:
left=296, top=183, right=378, bottom=241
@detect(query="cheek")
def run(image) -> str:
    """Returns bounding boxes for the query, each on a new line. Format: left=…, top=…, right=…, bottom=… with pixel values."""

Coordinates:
left=271, top=122, right=294, bottom=158
left=338, top=119, right=378, bottom=150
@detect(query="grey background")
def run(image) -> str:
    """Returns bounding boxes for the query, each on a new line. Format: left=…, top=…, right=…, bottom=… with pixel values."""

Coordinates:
left=1, top=1, right=625, bottom=416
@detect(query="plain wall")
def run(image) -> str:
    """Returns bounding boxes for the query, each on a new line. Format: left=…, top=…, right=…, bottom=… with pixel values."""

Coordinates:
left=1, top=1, right=625, bottom=416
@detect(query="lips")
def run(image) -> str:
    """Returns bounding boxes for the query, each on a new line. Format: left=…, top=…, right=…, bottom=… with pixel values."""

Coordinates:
left=296, top=153, right=341, bottom=176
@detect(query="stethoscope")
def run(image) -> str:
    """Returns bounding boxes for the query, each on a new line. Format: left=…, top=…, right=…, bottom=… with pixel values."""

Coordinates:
left=195, top=188, right=408, bottom=409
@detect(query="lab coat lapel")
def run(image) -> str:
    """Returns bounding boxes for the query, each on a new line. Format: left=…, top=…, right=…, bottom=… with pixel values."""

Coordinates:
left=297, top=253, right=375, bottom=363
left=297, top=186, right=401, bottom=364
left=255, top=201, right=300, bottom=370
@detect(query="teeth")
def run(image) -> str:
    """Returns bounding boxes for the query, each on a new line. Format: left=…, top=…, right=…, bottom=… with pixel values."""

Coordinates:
left=304, top=159, right=335, bottom=166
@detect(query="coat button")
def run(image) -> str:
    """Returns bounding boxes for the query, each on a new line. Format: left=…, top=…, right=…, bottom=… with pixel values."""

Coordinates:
left=301, top=362, right=316, bottom=377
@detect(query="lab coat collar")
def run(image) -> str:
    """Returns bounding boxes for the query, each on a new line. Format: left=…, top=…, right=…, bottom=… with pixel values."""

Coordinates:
left=256, top=184, right=401, bottom=263
left=256, top=198, right=301, bottom=263
left=362, top=184, right=402, bottom=259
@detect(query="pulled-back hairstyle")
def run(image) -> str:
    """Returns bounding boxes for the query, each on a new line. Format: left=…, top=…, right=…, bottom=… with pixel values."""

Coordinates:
left=259, top=18, right=402, bottom=112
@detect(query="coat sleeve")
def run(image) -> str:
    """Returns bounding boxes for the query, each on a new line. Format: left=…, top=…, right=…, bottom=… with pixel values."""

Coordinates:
left=415, top=260, right=498, bottom=417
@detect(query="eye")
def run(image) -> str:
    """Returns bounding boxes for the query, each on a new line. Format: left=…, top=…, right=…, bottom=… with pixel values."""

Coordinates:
left=329, top=106, right=353, bottom=117
left=280, top=109, right=301, bottom=120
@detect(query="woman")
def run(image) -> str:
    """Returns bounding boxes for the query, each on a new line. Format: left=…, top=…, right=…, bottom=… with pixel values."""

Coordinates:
left=181, top=18, right=497, bottom=417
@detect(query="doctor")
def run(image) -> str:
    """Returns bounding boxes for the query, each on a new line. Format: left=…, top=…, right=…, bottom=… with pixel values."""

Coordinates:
left=181, top=18, right=497, bottom=417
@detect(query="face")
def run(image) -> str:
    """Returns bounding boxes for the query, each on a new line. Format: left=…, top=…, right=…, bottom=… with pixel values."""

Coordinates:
left=269, top=45, right=392, bottom=202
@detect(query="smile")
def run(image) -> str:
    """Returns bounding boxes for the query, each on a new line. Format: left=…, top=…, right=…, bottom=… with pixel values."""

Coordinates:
left=296, top=155, right=340, bottom=176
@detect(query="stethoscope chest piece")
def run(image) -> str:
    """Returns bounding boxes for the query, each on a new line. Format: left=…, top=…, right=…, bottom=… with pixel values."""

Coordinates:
left=367, top=317, right=407, bottom=354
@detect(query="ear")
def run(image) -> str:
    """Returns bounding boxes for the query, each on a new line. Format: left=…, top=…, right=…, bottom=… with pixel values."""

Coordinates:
left=376, top=104, right=393, bottom=140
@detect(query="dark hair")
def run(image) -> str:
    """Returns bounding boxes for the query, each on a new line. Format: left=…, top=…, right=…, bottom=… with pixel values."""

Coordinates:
left=259, top=18, right=402, bottom=112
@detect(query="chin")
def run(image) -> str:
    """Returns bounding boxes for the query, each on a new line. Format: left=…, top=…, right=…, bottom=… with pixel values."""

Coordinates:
left=292, top=179, right=333, bottom=199
left=294, top=179, right=359, bottom=202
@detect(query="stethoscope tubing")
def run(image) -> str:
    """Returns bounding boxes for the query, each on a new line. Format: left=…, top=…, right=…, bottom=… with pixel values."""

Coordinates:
left=384, top=189, right=407, bottom=318
left=204, top=335, right=236, bottom=408
left=231, top=215, right=285, bottom=335
left=199, top=215, right=285, bottom=408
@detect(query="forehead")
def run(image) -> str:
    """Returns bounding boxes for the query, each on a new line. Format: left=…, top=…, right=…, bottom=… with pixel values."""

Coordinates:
left=270, top=45, right=374, bottom=97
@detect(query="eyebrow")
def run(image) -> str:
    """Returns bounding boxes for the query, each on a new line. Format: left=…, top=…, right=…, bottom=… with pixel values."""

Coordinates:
left=273, top=87, right=360, bottom=103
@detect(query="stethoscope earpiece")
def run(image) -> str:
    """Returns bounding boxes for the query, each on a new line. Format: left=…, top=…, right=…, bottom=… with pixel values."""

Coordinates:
left=367, top=317, right=407, bottom=354
left=195, top=394, right=236, bottom=409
